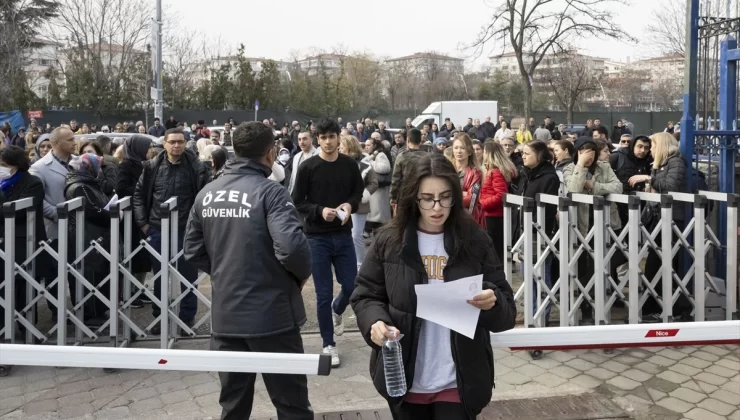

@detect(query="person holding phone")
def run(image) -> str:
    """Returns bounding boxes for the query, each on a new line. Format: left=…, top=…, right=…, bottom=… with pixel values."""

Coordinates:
left=291, top=118, right=364, bottom=367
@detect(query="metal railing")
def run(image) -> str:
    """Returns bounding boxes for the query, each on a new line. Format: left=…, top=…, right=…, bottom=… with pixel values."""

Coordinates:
left=503, top=190, right=738, bottom=329
left=0, top=196, right=211, bottom=351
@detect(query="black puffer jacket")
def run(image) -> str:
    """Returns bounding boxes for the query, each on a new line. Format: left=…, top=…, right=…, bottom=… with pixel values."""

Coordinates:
left=133, top=150, right=210, bottom=232
left=515, top=161, right=560, bottom=236
left=350, top=221, right=516, bottom=418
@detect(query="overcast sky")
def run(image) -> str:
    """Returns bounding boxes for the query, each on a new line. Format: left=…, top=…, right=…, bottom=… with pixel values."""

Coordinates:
left=165, top=0, right=662, bottom=68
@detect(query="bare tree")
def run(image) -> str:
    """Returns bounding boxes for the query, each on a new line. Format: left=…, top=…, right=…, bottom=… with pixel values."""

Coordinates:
left=161, top=25, right=203, bottom=109
left=0, top=0, right=59, bottom=109
left=467, top=0, right=634, bottom=120
left=344, top=52, right=383, bottom=110
left=646, top=0, right=686, bottom=56
left=651, top=75, right=683, bottom=111
left=47, top=0, right=153, bottom=115
left=604, top=68, right=651, bottom=109
left=540, top=52, right=602, bottom=124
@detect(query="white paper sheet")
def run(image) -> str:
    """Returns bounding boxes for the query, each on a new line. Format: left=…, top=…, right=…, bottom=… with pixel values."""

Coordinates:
left=103, top=194, right=119, bottom=211
left=414, top=274, right=483, bottom=339
left=336, top=209, right=347, bottom=222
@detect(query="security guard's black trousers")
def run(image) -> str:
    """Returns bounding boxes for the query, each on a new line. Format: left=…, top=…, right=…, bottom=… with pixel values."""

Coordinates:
left=211, top=328, right=313, bottom=420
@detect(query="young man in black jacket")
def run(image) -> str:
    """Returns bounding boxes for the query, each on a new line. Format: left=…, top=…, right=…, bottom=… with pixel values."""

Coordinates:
left=184, top=122, right=313, bottom=420
left=291, top=118, right=364, bottom=367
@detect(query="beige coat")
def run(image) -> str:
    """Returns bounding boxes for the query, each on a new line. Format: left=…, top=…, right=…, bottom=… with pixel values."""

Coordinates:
left=562, top=161, right=623, bottom=236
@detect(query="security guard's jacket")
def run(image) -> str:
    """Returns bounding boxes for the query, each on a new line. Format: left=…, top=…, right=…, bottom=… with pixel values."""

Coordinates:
left=183, top=158, right=312, bottom=338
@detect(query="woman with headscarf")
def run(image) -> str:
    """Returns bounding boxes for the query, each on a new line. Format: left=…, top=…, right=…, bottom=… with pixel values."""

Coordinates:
left=33, top=134, right=52, bottom=163
left=115, top=135, right=153, bottom=308
left=64, top=153, right=113, bottom=327
left=79, top=140, right=116, bottom=198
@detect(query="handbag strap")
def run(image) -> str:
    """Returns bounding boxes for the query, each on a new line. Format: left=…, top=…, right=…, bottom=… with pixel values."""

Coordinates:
left=79, top=185, right=103, bottom=213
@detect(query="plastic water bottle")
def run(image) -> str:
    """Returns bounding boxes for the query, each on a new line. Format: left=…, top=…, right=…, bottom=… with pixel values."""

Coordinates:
left=383, top=328, right=407, bottom=397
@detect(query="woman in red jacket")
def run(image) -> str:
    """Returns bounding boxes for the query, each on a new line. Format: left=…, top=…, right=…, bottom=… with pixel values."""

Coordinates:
left=480, top=142, right=518, bottom=261
left=451, top=134, right=486, bottom=227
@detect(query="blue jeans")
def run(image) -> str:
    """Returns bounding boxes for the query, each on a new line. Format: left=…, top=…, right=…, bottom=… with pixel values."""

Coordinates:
left=147, top=227, right=198, bottom=322
left=307, top=233, right=357, bottom=347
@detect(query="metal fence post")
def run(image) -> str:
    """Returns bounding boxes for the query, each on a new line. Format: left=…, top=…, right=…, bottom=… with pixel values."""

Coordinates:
left=24, top=202, right=37, bottom=344
left=74, top=201, right=85, bottom=344
left=568, top=203, right=579, bottom=322
left=693, top=195, right=708, bottom=322
left=159, top=197, right=177, bottom=349
left=109, top=203, right=121, bottom=347
left=535, top=197, right=546, bottom=327
left=120, top=198, right=133, bottom=345
left=593, top=197, right=606, bottom=325
left=660, top=195, right=674, bottom=323
left=169, top=207, right=179, bottom=338
left=627, top=196, right=641, bottom=324
left=522, top=197, right=535, bottom=328
left=160, top=205, right=170, bottom=349
left=503, top=195, right=513, bottom=286
left=558, top=196, right=571, bottom=326
left=726, top=194, right=738, bottom=319
left=3, top=201, right=19, bottom=344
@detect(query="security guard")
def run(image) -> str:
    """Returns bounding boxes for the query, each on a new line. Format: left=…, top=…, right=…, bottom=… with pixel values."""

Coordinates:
left=184, top=121, right=313, bottom=420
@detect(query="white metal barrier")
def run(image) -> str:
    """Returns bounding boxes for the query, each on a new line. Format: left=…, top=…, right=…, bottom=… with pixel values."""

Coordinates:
left=0, top=195, right=330, bottom=377
left=1, top=190, right=738, bottom=374
left=503, top=190, right=738, bottom=333
left=0, top=343, right=332, bottom=376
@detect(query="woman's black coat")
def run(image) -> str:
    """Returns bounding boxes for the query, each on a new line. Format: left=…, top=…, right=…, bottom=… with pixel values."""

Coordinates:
left=350, top=221, right=516, bottom=417
left=114, top=159, right=152, bottom=274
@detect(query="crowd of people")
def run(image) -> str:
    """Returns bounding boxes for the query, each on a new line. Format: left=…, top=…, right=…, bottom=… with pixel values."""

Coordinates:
left=0, top=111, right=695, bottom=419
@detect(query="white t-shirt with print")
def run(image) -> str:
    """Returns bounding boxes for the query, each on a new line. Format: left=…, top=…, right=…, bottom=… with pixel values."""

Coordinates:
left=409, top=231, right=457, bottom=393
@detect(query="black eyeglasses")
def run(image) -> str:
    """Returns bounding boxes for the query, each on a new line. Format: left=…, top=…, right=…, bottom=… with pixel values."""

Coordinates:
left=417, top=196, right=454, bottom=210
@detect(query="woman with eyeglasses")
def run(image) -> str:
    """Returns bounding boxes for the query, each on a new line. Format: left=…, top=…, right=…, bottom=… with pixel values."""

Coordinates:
left=351, top=153, right=515, bottom=420
left=499, top=136, right=523, bottom=169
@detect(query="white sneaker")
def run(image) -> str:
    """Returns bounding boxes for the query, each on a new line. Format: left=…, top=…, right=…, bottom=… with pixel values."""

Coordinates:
left=332, top=299, right=345, bottom=336
left=323, top=345, right=340, bottom=367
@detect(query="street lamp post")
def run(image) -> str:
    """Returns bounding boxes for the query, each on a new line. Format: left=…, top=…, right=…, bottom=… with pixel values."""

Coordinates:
left=285, top=70, right=292, bottom=109
left=152, top=0, right=163, bottom=121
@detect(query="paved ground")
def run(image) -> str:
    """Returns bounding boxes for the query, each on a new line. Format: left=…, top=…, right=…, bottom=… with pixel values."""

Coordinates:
left=1, top=332, right=738, bottom=420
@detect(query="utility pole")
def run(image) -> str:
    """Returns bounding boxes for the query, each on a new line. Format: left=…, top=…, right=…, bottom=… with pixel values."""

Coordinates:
left=151, top=0, right=163, bottom=121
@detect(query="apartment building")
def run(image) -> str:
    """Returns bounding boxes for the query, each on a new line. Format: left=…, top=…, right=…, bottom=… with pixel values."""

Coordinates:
left=294, top=53, right=344, bottom=76
left=24, top=38, right=63, bottom=100
left=386, top=52, right=464, bottom=74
